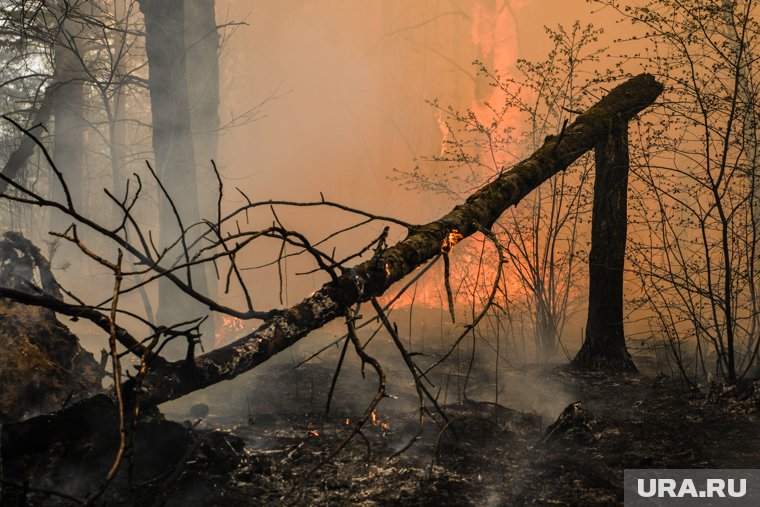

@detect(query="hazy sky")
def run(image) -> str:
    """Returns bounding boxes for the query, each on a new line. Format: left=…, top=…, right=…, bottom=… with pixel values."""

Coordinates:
left=216, top=0, right=618, bottom=212
left=211, top=0, right=630, bottom=308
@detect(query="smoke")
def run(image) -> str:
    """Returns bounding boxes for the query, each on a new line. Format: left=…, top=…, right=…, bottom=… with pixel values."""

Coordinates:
left=214, top=0, right=530, bottom=309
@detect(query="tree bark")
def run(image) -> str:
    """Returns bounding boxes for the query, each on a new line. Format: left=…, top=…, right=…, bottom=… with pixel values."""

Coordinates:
left=184, top=0, right=220, bottom=335
left=139, top=0, right=210, bottom=345
left=572, top=120, right=637, bottom=371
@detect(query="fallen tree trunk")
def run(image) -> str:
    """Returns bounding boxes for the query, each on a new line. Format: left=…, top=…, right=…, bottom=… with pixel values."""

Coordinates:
left=137, top=73, right=663, bottom=406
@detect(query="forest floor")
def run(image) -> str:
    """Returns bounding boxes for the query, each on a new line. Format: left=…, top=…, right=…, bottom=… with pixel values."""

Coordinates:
left=6, top=356, right=760, bottom=506
left=153, top=364, right=760, bottom=506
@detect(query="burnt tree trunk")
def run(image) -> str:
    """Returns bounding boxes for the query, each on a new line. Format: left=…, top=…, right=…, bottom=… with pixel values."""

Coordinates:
left=572, top=120, right=636, bottom=371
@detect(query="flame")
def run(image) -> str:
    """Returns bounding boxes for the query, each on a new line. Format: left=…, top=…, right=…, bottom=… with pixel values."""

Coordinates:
left=385, top=263, right=391, bottom=277
left=345, top=418, right=351, bottom=425
left=386, top=0, right=525, bottom=311
left=370, top=410, right=390, bottom=430
left=308, top=429, right=319, bottom=437
left=214, top=315, right=247, bottom=347
left=441, top=229, right=464, bottom=254
left=377, top=233, right=517, bottom=311
left=469, top=0, right=524, bottom=169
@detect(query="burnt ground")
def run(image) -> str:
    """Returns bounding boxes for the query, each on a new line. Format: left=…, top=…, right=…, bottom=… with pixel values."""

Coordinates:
left=4, top=364, right=760, bottom=506
left=142, top=368, right=760, bottom=505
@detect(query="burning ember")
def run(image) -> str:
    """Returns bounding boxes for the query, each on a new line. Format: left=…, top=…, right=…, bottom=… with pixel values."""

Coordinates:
left=441, top=229, right=463, bottom=254
left=214, top=315, right=246, bottom=347
left=371, top=410, right=390, bottom=431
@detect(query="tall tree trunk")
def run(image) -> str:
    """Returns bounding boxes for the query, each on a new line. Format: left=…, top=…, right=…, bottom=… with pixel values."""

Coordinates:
left=139, top=0, right=210, bottom=343
left=46, top=10, right=89, bottom=278
left=572, top=121, right=636, bottom=371
left=109, top=0, right=129, bottom=215
left=722, top=0, right=759, bottom=372
left=185, top=0, right=220, bottom=331
left=50, top=19, right=86, bottom=232
left=185, top=0, right=220, bottom=171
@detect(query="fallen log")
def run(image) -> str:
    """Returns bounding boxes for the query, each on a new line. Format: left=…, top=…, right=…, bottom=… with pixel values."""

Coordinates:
left=136, top=73, right=663, bottom=406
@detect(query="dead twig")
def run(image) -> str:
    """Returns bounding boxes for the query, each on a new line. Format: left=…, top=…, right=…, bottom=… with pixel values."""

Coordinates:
left=306, top=309, right=386, bottom=478
left=85, top=250, right=125, bottom=506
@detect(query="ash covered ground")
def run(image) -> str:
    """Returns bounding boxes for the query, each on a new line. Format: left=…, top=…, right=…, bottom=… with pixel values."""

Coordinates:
left=154, top=349, right=760, bottom=505
left=4, top=321, right=760, bottom=506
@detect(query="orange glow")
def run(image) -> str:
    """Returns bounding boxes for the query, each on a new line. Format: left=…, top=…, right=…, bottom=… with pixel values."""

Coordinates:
left=214, top=314, right=247, bottom=347
left=370, top=410, right=390, bottom=430
left=381, top=1, right=525, bottom=310
left=441, top=229, right=464, bottom=254
left=471, top=3, right=496, bottom=60
left=212, top=1, right=530, bottom=314
left=469, top=0, right=524, bottom=169
left=378, top=231, right=517, bottom=311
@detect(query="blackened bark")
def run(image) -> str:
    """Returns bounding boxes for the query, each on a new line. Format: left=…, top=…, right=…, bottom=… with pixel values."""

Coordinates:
left=572, top=121, right=637, bottom=371
left=139, top=0, right=210, bottom=340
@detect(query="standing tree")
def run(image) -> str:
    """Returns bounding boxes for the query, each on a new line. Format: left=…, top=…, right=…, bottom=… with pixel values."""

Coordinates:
left=599, top=0, right=760, bottom=384
left=49, top=1, right=87, bottom=230
left=572, top=119, right=636, bottom=371
left=138, top=0, right=211, bottom=336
